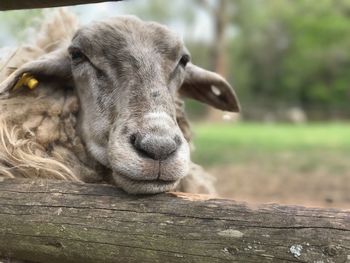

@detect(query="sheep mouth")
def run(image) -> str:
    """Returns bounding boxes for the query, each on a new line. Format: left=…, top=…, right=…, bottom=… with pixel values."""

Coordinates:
left=119, top=172, right=177, bottom=184
left=112, top=172, right=179, bottom=194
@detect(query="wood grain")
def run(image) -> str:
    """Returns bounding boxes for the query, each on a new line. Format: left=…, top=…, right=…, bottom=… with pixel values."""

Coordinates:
left=0, top=178, right=349, bottom=262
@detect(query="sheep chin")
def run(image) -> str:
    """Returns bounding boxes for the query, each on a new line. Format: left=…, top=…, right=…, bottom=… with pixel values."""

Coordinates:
left=112, top=172, right=180, bottom=194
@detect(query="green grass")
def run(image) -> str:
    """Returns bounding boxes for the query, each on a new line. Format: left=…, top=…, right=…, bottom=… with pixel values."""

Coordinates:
left=192, top=122, right=350, bottom=167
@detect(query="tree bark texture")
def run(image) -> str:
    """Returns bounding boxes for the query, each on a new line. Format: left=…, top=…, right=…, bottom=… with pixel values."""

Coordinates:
left=0, top=178, right=349, bottom=263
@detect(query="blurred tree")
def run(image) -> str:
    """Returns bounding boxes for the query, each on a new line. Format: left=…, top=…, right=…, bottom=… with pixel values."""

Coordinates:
left=230, top=0, right=350, bottom=120
left=0, top=10, right=44, bottom=45
left=3, top=0, right=350, bottom=120
left=195, top=0, right=238, bottom=122
left=123, top=0, right=196, bottom=27
left=196, top=0, right=231, bottom=75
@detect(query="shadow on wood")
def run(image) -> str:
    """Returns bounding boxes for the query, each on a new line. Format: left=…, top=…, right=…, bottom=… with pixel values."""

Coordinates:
left=0, top=178, right=349, bottom=262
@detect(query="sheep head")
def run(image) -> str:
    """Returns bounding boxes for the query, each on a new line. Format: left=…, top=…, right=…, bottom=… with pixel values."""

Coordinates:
left=0, top=16, right=240, bottom=194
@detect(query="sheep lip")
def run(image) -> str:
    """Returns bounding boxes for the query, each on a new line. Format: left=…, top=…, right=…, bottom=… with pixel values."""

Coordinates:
left=112, top=171, right=180, bottom=194
left=116, top=172, right=177, bottom=184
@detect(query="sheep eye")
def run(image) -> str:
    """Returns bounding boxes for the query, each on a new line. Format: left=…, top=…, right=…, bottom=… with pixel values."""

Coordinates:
left=69, top=47, right=85, bottom=62
left=179, top=54, right=190, bottom=68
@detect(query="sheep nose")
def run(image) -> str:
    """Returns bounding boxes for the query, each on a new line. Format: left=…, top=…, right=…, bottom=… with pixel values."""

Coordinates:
left=130, top=133, right=181, bottom=160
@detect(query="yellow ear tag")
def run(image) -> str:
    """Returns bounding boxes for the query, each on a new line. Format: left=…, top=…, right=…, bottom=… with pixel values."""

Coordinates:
left=13, top=73, right=39, bottom=91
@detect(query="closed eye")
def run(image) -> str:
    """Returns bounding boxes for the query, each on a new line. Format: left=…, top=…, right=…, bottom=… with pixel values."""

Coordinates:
left=68, top=46, right=87, bottom=63
left=168, top=54, right=191, bottom=83
left=68, top=46, right=106, bottom=77
left=179, top=54, right=190, bottom=68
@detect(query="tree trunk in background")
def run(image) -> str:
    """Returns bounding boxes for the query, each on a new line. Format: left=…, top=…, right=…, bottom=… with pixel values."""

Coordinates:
left=211, top=0, right=228, bottom=77
left=207, top=0, right=235, bottom=122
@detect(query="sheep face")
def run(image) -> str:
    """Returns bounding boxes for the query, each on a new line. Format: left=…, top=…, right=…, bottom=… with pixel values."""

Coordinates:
left=69, top=17, right=193, bottom=194
left=0, top=16, right=240, bottom=194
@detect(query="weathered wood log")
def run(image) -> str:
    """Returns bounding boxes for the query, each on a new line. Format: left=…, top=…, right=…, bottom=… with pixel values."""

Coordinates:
left=0, top=0, right=122, bottom=10
left=0, top=178, right=349, bottom=263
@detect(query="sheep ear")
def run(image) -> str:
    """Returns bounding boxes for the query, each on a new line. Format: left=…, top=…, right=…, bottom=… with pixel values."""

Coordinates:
left=0, top=49, right=71, bottom=97
left=179, top=63, right=240, bottom=112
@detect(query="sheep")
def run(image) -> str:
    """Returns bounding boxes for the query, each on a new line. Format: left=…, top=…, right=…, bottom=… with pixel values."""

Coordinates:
left=0, top=9, right=240, bottom=194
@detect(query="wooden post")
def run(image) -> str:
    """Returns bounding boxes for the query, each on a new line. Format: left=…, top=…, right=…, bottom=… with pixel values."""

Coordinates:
left=0, top=0, right=122, bottom=11
left=0, top=178, right=349, bottom=262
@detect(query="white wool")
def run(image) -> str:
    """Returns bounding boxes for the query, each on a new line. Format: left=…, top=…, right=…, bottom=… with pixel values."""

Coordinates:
left=0, top=8, right=216, bottom=195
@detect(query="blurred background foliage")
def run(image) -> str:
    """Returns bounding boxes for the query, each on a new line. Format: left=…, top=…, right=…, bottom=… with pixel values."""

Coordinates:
left=2, top=0, right=350, bottom=121
left=231, top=0, right=350, bottom=120
left=0, top=0, right=349, bottom=208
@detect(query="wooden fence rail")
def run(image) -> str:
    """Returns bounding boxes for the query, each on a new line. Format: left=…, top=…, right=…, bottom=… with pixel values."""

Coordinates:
left=0, top=178, right=349, bottom=262
left=0, top=0, right=122, bottom=10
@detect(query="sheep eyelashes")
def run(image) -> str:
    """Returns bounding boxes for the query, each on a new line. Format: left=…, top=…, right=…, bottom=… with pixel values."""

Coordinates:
left=0, top=10, right=239, bottom=194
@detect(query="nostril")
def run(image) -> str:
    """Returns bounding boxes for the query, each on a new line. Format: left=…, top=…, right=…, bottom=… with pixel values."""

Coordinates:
left=130, top=133, right=179, bottom=160
left=130, top=132, right=154, bottom=159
